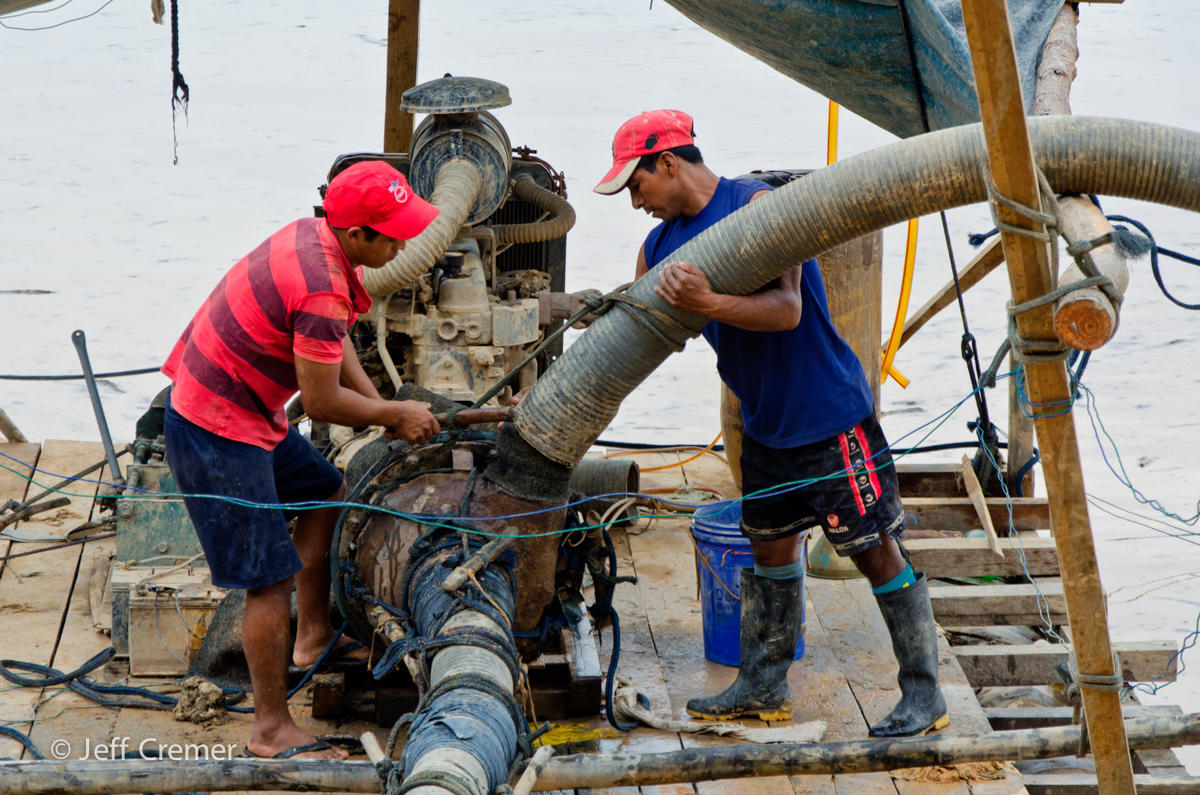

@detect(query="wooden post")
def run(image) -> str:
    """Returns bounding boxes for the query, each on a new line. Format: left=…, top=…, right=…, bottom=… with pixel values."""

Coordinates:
left=958, top=1, right=1135, bottom=792
left=383, top=0, right=420, bottom=152
left=0, top=409, right=27, bottom=443
left=1034, top=2, right=1129, bottom=354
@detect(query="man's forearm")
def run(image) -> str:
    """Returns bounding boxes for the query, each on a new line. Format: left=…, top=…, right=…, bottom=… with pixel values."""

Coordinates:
left=340, top=336, right=383, bottom=399
left=702, top=290, right=803, bottom=332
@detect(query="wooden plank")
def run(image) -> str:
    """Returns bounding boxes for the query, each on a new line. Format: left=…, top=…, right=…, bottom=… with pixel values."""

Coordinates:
left=0, top=440, right=103, bottom=759
left=897, top=237, right=1005, bottom=351
left=904, top=498, right=1050, bottom=532
left=626, top=520, right=810, bottom=795
left=955, top=642, right=1178, bottom=687
left=906, top=537, right=1059, bottom=578
left=0, top=441, right=40, bottom=579
left=959, top=0, right=1135, bottom=788
left=26, top=535, right=122, bottom=761
left=560, top=613, right=603, bottom=718
left=985, top=704, right=1176, bottom=731
left=602, top=527, right=693, bottom=795
left=929, top=582, right=1067, bottom=627
left=961, top=457, right=1003, bottom=553
left=790, top=593, right=896, bottom=794
left=895, top=462, right=964, bottom=498
left=806, top=577, right=1024, bottom=794
left=1022, top=774, right=1200, bottom=794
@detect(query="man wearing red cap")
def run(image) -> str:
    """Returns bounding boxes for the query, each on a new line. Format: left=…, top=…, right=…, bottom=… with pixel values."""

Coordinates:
left=162, top=161, right=442, bottom=759
left=596, top=111, right=946, bottom=738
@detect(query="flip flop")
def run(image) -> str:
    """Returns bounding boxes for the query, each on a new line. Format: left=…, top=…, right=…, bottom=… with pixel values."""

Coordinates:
left=288, top=639, right=369, bottom=676
left=243, top=739, right=334, bottom=759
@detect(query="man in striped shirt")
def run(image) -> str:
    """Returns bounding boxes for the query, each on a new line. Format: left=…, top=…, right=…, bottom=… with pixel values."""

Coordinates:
left=163, top=161, right=440, bottom=760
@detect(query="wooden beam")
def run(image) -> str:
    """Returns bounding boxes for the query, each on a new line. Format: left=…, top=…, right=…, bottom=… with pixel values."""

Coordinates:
left=1022, top=774, right=1200, bottom=794
left=929, top=581, right=1067, bottom=627
left=955, top=641, right=1178, bottom=687
left=896, top=236, right=1005, bottom=350
left=1034, top=2, right=1129, bottom=352
left=896, top=461, right=964, bottom=498
left=904, top=496, right=1050, bottom=532
left=383, top=0, right=420, bottom=152
left=985, top=704, right=1178, bottom=731
left=906, top=536, right=1059, bottom=578
left=959, top=0, right=1135, bottom=789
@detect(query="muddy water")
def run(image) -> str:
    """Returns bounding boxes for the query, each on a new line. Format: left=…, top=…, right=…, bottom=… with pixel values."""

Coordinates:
left=3, top=0, right=1199, bottom=770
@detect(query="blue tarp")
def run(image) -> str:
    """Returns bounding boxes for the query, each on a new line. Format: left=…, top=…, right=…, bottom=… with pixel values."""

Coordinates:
left=664, top=0, right=1062, bottom=138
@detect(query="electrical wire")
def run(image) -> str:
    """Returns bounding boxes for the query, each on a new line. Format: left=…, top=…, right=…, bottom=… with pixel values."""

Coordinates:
left=0, top=366, right=160, bottom=381
left=0, top=373, right=989, bottom=539
left=0, top=0, right=114, bottom=30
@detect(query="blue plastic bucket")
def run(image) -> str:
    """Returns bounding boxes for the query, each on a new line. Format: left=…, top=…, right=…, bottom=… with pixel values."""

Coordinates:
left=691, top=500, right=806, bottom=667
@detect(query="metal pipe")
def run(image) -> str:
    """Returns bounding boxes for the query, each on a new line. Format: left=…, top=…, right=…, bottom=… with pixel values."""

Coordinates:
left=70, top=329, right=123, bottom=483
left=438, top=535, right=514, bottom=594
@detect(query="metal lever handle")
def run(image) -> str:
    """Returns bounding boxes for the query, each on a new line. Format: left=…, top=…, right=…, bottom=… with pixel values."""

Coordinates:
left=71, top=329, right=124, bottom=483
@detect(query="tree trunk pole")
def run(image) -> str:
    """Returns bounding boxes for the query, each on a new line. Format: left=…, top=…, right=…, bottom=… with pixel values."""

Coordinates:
left=958, top=1, right=1135, bottom=792
left=4, top=714, right=1197, bottom=793
left=383, top=0, right=420, bottom=152
left=1035, top=2, right=1129, bottom=354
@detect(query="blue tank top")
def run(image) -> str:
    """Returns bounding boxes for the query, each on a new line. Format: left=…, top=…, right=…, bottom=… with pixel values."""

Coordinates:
left=643, top=177, right=874, bottom=447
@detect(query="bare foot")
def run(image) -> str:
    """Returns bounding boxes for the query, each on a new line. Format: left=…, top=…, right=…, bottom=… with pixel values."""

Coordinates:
left=292, top=634, right=369, bottom=669
left=246, top=724, right=348, bottom=760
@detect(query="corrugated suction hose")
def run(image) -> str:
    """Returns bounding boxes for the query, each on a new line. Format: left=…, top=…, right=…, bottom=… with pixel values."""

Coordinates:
left=362, top=159, right=483, bottom=297
left=513, top=116, right=1200, bottom=468
left=491, top=175, right=576, bottom=245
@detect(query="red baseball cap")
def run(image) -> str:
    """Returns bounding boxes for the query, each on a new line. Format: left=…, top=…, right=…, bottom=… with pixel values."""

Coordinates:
left=323, top=161, right=440, bottom=240
left=594, top=109, right=695, bottom=195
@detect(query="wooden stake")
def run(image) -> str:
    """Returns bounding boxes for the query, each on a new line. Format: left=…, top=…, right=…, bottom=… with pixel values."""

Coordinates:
left=961, top=455, right=1003, bottom=555
left=0, top=409, right=27, bottom=444
left=383, top=0, right=420, bottom=152
left=959, top=0, right=1135, bottom=791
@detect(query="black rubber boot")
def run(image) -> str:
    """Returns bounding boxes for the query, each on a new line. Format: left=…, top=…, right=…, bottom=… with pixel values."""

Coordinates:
left=869, top=571, right=949, bottom=737
left=686, top=569, right=802, bottom=721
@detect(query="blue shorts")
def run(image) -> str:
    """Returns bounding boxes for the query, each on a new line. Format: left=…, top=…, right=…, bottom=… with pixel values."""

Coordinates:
left=163, top=401, right=344, bottom=590
left=739, top=413, right=905, bottom=557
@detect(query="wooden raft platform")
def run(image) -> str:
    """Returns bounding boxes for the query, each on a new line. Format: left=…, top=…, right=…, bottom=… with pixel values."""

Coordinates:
left=0, top=440, right=1192, bottom=794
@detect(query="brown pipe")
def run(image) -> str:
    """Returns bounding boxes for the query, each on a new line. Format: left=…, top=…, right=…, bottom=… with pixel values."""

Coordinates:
left=433, top=407, right=512, bottom=427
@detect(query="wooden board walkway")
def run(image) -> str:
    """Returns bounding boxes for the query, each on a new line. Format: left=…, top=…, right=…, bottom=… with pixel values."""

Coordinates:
left=0, top=441, right=1193, bottom=793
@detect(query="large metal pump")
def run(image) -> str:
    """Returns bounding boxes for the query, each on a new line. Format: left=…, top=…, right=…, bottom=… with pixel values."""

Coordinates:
left=322, top=75, right=589, bottom=410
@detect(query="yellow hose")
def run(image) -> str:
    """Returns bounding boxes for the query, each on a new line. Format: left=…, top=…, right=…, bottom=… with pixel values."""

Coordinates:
left=637, top=433, right=723, bottom=473
left=880, top=218, right=918, bottom=388
left=828, top=99, right=910, bottom=387
left=826, top=101, right=839, bottom=166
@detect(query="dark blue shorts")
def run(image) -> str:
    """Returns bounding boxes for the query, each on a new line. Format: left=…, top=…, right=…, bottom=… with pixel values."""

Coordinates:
left=163, top=401, right=344, bottom=590
left=739, top=413, right=905, bottom=557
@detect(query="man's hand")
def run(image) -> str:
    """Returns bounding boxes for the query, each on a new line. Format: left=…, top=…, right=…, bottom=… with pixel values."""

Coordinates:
left=655, top=261, right=718, bottom=315
left=382, top=400, right=440, bottom=444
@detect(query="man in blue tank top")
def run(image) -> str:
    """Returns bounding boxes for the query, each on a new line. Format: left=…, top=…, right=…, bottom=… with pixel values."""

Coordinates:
left=595, top=110, right=947, bottom=738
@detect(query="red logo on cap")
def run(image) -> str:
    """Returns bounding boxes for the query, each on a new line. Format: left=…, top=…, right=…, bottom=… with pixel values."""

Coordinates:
left=827, top=513, right=840, bottom=528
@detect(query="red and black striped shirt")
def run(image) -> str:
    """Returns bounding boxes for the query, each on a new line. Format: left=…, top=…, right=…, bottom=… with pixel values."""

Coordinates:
left=163, top=218, right=372, bottom=449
